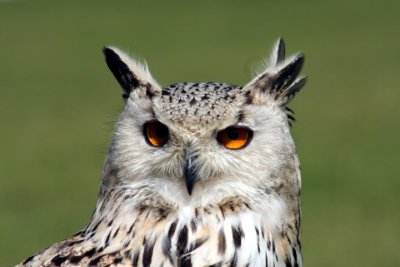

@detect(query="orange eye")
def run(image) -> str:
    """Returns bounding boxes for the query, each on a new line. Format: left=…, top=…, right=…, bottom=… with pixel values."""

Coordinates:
left=143, top=121, right=169, bottom=147
left=217, top=127, right=253, bottom=150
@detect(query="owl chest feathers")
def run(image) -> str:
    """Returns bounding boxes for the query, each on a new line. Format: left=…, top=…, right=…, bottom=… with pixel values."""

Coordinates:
left=42, top=191, right=301, bottom=267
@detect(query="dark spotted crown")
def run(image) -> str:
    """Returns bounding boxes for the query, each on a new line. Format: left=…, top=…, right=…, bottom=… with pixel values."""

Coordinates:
left=158, top=82, right=244, bottom=127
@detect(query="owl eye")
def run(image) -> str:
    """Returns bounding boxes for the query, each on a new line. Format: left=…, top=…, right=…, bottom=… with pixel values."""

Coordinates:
left=217, top=127, right=253, bottom=150
left=143, top=121, right=169, bottom=147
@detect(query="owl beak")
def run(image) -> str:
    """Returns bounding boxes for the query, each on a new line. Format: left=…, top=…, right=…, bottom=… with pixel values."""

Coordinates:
left=184, top=152, right=197, bottom=195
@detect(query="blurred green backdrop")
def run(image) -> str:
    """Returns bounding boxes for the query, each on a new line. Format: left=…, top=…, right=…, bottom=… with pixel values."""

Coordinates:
left=1, top=0, right=399, bottom=266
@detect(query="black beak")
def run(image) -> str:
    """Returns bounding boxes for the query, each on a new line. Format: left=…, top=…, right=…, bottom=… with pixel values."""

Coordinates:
left=184, top=151, right=197, bottom=195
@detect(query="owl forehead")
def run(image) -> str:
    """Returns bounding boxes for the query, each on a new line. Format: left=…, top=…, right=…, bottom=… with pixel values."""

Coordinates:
left=155, top=82, right=245, bottom=131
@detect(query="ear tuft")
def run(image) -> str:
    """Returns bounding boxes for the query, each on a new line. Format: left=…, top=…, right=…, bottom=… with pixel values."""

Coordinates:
left=268, top=37, right=286, bottom=67
left=281, top=75, right=307, bottom=104
left=103, top=46, right=161, bottom=99
left=244, top=38, right=306, bottom=105
left=270, top=53, right=304, bottom=94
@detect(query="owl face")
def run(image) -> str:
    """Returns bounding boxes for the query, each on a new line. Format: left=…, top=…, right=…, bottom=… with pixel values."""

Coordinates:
left=103, top=40, right=305, bottom=206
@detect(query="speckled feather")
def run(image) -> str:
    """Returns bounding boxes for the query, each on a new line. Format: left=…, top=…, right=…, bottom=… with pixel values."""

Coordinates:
left=18, top=38, right=306, bottom=267
left=159, top=82, right=243, bottom=130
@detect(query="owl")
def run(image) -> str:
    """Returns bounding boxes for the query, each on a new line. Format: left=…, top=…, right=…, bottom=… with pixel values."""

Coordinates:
left=18, top=38, right=306, bottom=267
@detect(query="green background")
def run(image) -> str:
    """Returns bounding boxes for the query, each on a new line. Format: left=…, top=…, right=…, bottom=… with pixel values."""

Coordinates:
left=1, top=0, right=399, bottom=266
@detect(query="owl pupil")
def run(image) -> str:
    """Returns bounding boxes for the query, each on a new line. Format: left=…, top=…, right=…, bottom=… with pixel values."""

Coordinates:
left=156, top=126, right=167, bottom=138
left=227, top=129, right=239, bottom=140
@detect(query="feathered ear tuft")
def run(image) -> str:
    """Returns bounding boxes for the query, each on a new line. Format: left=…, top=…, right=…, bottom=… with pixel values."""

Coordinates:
left=103, top=47, right=161, bottom=100
left=268, top=37, right=286, bottom=67
left=244, top=38, right=306, bottom=105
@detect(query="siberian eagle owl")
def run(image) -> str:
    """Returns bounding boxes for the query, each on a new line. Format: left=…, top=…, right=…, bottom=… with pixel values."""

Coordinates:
left=18, top=38, right=306, bottom=267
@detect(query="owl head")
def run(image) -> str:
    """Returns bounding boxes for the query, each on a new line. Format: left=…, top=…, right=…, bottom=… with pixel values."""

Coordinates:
left=101, top=39, right=306, bottom=208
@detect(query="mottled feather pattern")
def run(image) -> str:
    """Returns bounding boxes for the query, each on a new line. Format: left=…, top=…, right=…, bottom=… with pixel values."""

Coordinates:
left=18, top=38, right=306, bottom=267
left=20, top=193, right=301, bottom=266
left=158, top=82, right=245, bottom=131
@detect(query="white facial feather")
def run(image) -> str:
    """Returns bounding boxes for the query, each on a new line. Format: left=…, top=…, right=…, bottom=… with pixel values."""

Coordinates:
left=102, top=41, right=303, bottom=229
